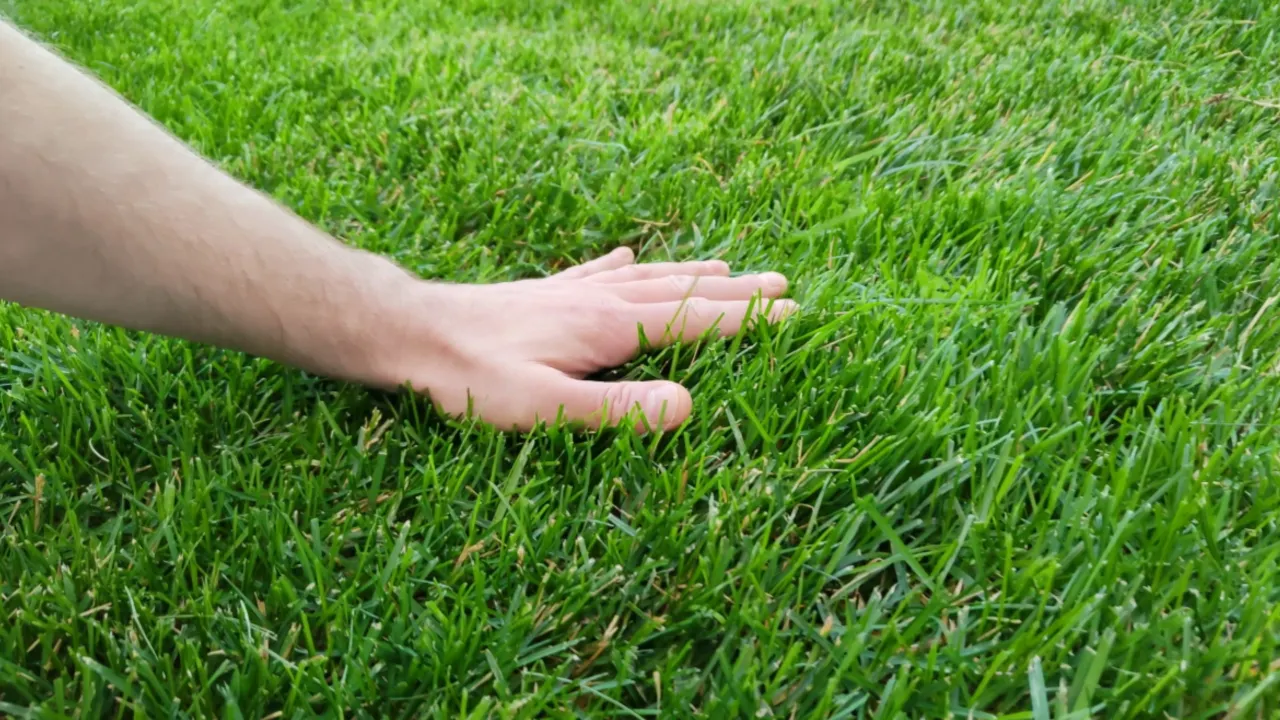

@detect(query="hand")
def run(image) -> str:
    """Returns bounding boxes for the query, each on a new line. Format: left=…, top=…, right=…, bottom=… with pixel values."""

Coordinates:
left=0, top=23, right=794, bottom=429
left=376, top=247, right=796, bottom=432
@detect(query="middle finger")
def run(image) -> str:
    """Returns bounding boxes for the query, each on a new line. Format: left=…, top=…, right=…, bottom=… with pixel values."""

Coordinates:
left=607, top=273, right=788, bottom=303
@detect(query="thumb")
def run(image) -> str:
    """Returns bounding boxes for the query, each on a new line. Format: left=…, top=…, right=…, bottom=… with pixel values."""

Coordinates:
left=531, top=369, right=693, bottom=432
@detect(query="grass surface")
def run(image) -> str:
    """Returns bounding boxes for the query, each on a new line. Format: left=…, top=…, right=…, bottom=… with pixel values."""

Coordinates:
left=3, top=0, right=1280, bottom=717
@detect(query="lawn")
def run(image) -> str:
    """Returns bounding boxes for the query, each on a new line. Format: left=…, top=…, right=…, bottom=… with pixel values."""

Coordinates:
left=3, top=0, right=1280, bottom=717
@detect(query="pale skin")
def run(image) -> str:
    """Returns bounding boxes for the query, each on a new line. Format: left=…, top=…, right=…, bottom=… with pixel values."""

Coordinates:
left=0, top=20, right=795, bottom=432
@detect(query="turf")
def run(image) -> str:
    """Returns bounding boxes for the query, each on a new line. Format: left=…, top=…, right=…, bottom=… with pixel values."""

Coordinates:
left=2, top=0, right=1280, bottom=717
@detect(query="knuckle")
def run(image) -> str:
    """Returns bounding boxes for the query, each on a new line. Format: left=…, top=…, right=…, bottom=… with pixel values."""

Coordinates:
left=683, top=298, right=712, bottom=320
left=616, top=265, right=643, bottom=281
left=593, top=296, right=631, bottom=328
left=602, top=384, right=641, bottom=417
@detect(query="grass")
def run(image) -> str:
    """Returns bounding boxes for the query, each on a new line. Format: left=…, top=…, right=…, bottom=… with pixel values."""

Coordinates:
left=3, top=0, right=1280, bottom=716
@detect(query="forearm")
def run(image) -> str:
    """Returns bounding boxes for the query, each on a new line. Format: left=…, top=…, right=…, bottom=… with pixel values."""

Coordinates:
left=0, top=20, right=410, bottom=382
left=0, top=20, right=796, bottom=433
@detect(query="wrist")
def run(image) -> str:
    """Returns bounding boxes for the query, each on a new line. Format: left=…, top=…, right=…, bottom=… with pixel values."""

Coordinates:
left=334, top=256, right=471, bottom=393
left=282, top=248, right=425, bottom=389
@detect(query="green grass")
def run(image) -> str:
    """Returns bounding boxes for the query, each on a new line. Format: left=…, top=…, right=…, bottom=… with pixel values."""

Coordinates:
left=3, top=0, right=1280, bottom=716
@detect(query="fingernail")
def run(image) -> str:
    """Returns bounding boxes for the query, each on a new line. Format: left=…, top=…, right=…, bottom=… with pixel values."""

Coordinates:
left=770, top=300, right=799, bottom=319
left=761, top=272, right=788, bottom=291
left=645, top=388, right=674, bottom=421
left=645, top=388, right=668, bottom=410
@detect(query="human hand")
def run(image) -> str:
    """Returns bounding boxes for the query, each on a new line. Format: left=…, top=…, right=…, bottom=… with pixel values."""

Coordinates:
left=374, top=247, right=796, bottom=432
left=0, top=22, right=784, bottom=430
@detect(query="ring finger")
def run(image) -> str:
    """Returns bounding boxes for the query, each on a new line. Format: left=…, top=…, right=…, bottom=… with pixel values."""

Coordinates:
left=635, top=297, right=798, bottom=347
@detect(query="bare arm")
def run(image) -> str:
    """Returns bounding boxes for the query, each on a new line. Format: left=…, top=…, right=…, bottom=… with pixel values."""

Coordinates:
left=0, top=20, right=794, bottom=432
left=0, top=19, right=410, bottom=383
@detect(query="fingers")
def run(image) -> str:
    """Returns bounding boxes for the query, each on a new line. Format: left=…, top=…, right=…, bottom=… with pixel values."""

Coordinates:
left=553, top=250, right=737, bottom=286
left=635, top=297, right=798, bottom=347
left=607, top=272, right=788, bottom=303
left=553, top=246, right=635, bottom=280
left=587, top=259, right=730, bottom=284
left=529, top=368, right=693, bottom=432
